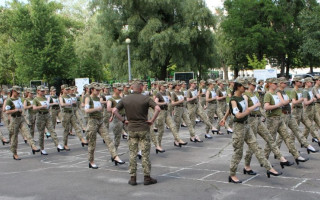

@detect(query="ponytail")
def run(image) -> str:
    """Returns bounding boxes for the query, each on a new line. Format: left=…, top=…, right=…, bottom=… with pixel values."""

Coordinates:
left=231, top=82, right=242, bottom=96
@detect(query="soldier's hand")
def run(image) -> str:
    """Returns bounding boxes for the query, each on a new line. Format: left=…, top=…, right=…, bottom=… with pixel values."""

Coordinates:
left=219, top=119, right=225, bottom=126
left=256, top=102, right=261, bottom=107
left=109, top=116, right=113, bottom=122
left=204, top=105, right=207, bottom=110
left=313, top=98, right=317, bottom=102
left=146, top=120, right=153, bottom=126
left=96, top=107, right=102, bottom=111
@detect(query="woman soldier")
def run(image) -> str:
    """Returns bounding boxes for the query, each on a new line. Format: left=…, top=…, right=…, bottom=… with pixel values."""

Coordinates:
left=33, top=85, right=64, bottom=155
left=302, top=77, right=320, bottom=144
left=216, top=80, right=233, bottom=134
left=186, top=79, right=218, bottom=134
left=85, top=83, right=124, bottom=169
left=23, top=88, right=37, bottom=139
left=154, top=81, right=187, bottom=150
left=5, top=86, right=40, bottom=160
left=263, top=78, right=309, bottom=165
left=107, top=83, right=125, bottom=151
left=275, top=77, right=317, bottom=154
left=59, top=85, right=88, bottom=150
left=205, top=80, right=218, bottom=139
left=171, top=81, right=202, bottom=143
left=221, top=78, right=282, bottom=183
left=243, top=78, right=293, bottom=174
left=49, top=87, right=60, bottom=131
left=256, top=79, right=265, bottom=103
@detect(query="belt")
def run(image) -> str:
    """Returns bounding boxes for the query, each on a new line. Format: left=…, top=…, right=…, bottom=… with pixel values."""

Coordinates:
left=52, top=106, right=60, bottom=110
left=249, top=114, right=261, bottom=117
left=64, top=110, right=72, bottom=113
left=11, top=112, right=22, bottom=118
left=235, top=120, right=248, bottom=124
left=316, top=102, right=320, bottom=104
left=175, top=105, right=184, bottom=107
left=188, top=102, right=198, bottom=105
left=282, top=110, right=291, bottom=114
left=294, top=106, right=303, bottom=108
left=38, top=111, right=49, bottom=115
left=201, top=95, right=205, bottom=97
left=208, top=102, right=217, bottom=104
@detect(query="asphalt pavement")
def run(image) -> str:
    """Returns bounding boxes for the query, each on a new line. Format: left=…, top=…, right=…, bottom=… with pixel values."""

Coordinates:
left=0, top=119, right=320, bottom=200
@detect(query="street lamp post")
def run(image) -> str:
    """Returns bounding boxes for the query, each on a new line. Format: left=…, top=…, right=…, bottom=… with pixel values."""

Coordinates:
left=125, top=38, right=132, bottom=81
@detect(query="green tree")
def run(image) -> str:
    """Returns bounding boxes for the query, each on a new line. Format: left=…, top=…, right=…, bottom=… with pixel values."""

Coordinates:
left=92, top=0, right=217, bottom=80
left=5, top=0, right=72, bottom=84
left=298, top=1, right=320, bottom=72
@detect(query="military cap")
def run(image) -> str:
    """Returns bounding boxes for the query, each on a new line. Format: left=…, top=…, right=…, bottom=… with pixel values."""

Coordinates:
left=92, top=83, right=102, bottom=90
left=269, top=78, right=279, bottom=84
left=265, top=78, right=272, bottom=83
left=44, top=86, right=49, bottom=91
left=207, top=80, right=215, bottom=85
left=143, top=82, right=148, bottom=86
left=11, top=86, right=21, bottom=93
left=50, top=86, right=56, bottom=91
left=61, top=84, right=70, bottom=90
left=258, top=79, right=264, bottom=83
left=200, top=80, right=206, bottom=84
left=27, top=88, right=36, bottom=94
left=292, top=77, right=302, bottom=82
left=235, top=78, right=248, bottom=88
left=189, top=79, right=197, bottom=84
left=303, top=77, right=314, bottom=83
left=278, top=77, right=288, bottom=83
left=37, top=85, right=46, bottom=91
left=313, top=76, right=320, bottom=81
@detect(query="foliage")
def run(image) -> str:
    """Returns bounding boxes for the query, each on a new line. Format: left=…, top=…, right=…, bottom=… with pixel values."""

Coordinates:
left=246, top=54, right=267, bottom=69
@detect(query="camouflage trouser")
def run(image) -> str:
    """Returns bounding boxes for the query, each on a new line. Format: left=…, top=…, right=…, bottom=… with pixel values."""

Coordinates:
left=110, top=116, right=123, bottom=150
left=216, top=101, right=230, bottom=130
left=226, top=103, right=233, bottom=128
left=148, top=108, right=159, bottom=147
left=50, top=108, right=60, bottom=129
left=9, top=116, right=37, bottom=154
left=187, top=103, right=212, bottom=128
left=244, top=116, right=283, bottom=166
left=103, top=110, right=111, bottom=129
left=264, top=116, right=299, bottom=159
left=4, top=112, right=12, bottom=140
left=61, top=112, right=84, bottom=146
left=0, top=129, right=4, bottom=141
left=81, top=107, right=88, bottom=127
left=276, top=114, right=309, bottom=149
left=168, top=103, right=173, bottom=117
left=206, top=103, right=217, bottom=133
left=200, top=97, right=206, bottom=108
left=302, top=105, right=320, bottom=140
left=75, top=107, right=86, bottom=130
left=87, top=117, right=117, bottom=162
left=156, top=110, right=180, bottom=146
left=128, top=130, right=151, bottom=176
left=26, top=112, right=36, bottom=138
left=173, top=106, right=196, bottom=137
left=230, top=121, right=272, bottom=176
left=36, top=112, right=59, bottom=150
left=0, top=108, right=2, bottom=123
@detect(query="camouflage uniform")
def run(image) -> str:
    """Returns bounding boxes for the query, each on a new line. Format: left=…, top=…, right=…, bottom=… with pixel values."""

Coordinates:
left=229, top=95, right=272, bottom=176
left=276, top=87, right=309, bottom=149
left=86, top=95, right=117, bottom=163
left=5, top=93, right=37, bottom=154
left=171, top=90, right=196, bottom=137
left=108, top=94, right=124, bottom=150
left=302, top=86, right=320, bottom=140
left=186, top=84, right=213, bottom=129
left=206, top=87, right=218, bottom=134
left=199, top=81, right=207, bottom=108
left=33, top=94, right=60, bottom=149
left=243, top=90, right=284, bottom=166
left=128, top=130, right=151, bottom=176
left=216, top=84, right=231, bottom=131
left=49, top=94, right=60, bottom=129
left=155, top=90, right=181, bottom=145
left=263, top=90, right=300, bottom=159
left=24, top=96, right=36, bottom=138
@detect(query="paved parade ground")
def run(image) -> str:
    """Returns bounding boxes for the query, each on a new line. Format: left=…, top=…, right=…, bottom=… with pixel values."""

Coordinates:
left=0, top=121, right=320, bottom=200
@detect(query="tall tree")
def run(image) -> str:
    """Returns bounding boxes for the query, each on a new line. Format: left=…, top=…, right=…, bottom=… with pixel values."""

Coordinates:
left=92, top=0, right=217, bottom=80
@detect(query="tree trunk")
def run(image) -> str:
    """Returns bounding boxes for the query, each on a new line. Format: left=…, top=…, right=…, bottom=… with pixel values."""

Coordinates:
left=234, top=67, right=239, bottom=79
left=159, top=56, right=171, bottom=80
left=310, top=59, right=314, bottom=73
left=285, top=58, right=290, bottom=78
left=280, top=56, right=285, bottom=77
left=222, top=61, right=228, bottom=80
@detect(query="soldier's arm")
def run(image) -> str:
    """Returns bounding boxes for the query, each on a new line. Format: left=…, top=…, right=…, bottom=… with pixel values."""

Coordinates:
left=106, top=100, right=113, bottom=113
left=277, top=92, right=290, bottom=105
left=23, top=100, right=32, bottom=110
left=84, top=97, right=101, bottom=113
